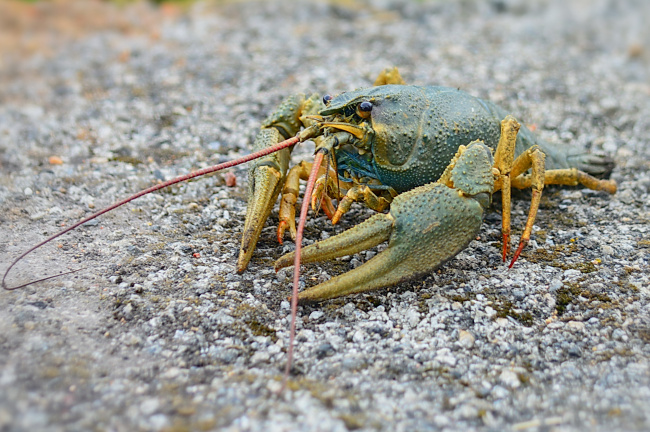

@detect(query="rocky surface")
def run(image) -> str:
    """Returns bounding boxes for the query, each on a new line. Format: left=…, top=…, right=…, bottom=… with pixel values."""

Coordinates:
left=0, top=0, right=648, bottom=431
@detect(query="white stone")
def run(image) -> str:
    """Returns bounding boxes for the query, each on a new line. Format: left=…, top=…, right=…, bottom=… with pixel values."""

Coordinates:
left=457, top=330, right=475, bottom=348
left=309, top=311, right=324, bottom=321
left=567, top=321, right=585, bottom=332
left=499, top=369, right=521, bottom=389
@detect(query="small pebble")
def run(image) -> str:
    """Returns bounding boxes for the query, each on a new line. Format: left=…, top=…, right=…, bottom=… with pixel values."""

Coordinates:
left=499, top=370, right=521, bottom=389
left=352, top=330, right=365, bottom=344
left=457, top=330, right=475, bottom=348
left=309, top=311, right=324, bottom=321
left=567, top=321, right=585, bottom=332
left=225, top=171, right=237, bottom=187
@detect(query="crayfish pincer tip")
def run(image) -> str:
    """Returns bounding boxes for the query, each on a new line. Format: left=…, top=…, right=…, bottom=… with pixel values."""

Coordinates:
left=235, top=256, right=248, bottom=274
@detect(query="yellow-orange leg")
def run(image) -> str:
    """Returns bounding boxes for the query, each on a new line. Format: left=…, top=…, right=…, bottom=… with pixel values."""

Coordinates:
left=311, top=169, right=341, bottom=221
left=277, top=161, right=311, bottom=243
left=332, top=185, right=395, bottom=224
left=506, top=156, right=618, bottom=266
left=493, top=116, right=617, bottom=267
left=507, top=146, right=546, bottom=267
left=493, top=115, right=547, bottom=267
left=314, top=190, right=337, bottom=222
left=511, top=168, right=617, bottom=194
left=493, top=116, right=520, bottom=261
left=277, top=160, right=334, bottom=243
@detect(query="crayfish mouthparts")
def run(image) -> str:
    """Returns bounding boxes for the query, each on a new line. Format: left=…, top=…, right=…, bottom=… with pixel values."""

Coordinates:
left=297, top=124, right=320, bottom=142
left=313, top=131, right=353, bottom=155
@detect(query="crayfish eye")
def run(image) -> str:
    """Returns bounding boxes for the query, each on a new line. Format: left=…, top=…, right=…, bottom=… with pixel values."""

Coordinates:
left=322, top=94, right=333, bottom=105
left=357, top=101, right=373, bottom=119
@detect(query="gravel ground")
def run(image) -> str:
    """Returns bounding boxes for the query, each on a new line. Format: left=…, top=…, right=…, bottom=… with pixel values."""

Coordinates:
left=1, top=1, right=649, bottom=431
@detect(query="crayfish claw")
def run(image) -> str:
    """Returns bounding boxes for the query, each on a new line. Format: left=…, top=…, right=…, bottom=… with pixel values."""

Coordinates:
left=237, top=129, right=291, bottom=273
left=277, top=142, right=495, bottom=302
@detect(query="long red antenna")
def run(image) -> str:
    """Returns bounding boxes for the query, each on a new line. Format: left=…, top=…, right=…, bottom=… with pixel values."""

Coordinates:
left=3, top=135, right=300, bottom=291
left=279, top=150, right=325, bottom=391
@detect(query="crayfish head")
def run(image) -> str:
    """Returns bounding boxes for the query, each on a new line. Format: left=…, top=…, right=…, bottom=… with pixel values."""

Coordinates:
left=320, top=85, right=436, bottom=169
left=314, top=88, right=389, bottom=153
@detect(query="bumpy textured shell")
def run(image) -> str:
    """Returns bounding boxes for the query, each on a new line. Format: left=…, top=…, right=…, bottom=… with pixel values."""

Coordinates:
left=324, top=85, right=571, bottom=193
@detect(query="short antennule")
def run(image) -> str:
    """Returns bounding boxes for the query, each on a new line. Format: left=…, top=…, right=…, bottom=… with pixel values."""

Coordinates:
left=2, top=134, right=301, bottom=291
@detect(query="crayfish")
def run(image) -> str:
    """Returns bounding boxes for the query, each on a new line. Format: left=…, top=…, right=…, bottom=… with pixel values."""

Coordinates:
left=3, top=68, right=617, bottom=387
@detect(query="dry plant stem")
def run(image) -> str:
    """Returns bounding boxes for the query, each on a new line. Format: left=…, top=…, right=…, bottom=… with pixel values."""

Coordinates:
left=280, top=150, right=325, bottom=392
left=2, top=136, right=300, bottom=291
